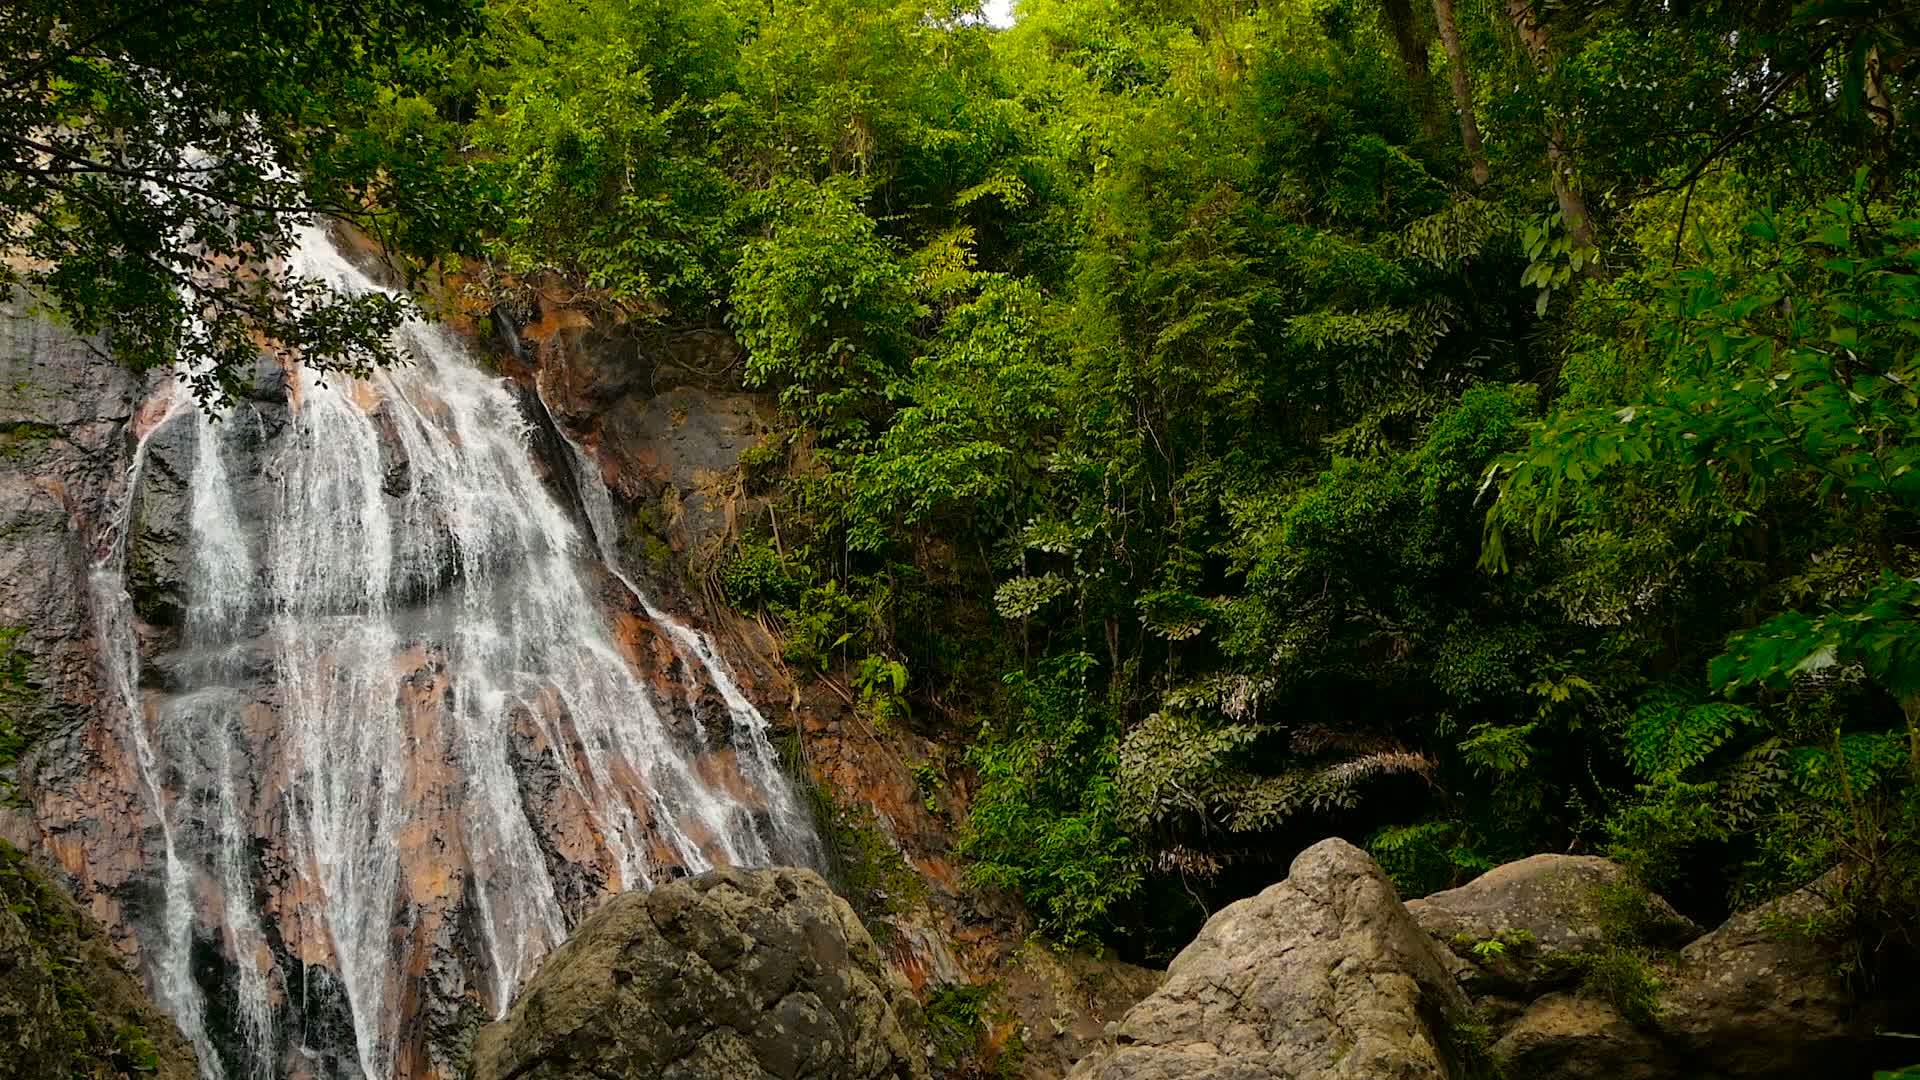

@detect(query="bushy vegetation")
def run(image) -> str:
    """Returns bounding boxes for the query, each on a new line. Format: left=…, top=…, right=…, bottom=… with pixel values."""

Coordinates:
left=924, top=982, right=1024, bottom=1080
left=14, top=0, right=1920, bottom=975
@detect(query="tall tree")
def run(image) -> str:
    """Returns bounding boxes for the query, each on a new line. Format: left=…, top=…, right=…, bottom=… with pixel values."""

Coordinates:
left=1379, top=0, right=1447, bottom=144
left=1504, top=0, right=1594, bottom=255
left=1431, top=0, right=1489, bottom=187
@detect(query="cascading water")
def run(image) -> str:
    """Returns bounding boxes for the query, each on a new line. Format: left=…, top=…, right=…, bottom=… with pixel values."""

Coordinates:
left=90, top=225, right=820, bottom=1080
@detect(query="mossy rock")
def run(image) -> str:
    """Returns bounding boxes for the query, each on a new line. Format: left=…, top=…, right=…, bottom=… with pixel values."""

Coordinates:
left=0, top=841, right=197, bottom=1080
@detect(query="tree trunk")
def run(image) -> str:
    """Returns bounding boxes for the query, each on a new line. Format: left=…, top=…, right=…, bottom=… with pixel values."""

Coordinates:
left=1504, top=0, right=1595, bottom=255
left=1431, top=0, right=1490, bottom=188
left=1381, top=0, right=1448, bottom=144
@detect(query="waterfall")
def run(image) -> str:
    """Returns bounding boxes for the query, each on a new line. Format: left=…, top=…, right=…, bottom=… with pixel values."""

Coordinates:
left=87, top=382, right=230, bottom=1077
left=93, top=225, right=820, bottom=1080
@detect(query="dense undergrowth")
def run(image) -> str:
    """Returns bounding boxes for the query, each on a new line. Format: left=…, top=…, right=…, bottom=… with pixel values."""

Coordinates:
left=16, top=0, right=1920, bottom=982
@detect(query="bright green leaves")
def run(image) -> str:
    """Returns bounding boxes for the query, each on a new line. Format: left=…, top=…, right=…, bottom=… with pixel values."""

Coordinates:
left=1624, top=698, right=1762, bottom=782
left=994, top=574, right=1070, bottom=620
left=850, top=277, right=1065, bottom=550
left=1520, top=210, right=1597, bottom=316
left=1713, top=574, right=1920, bottom=705
left=731, top=178, right=920, bottom=441
left=1788, top=732, right=1909, bottom=804
left=1487, top=190, right=1920, bottom=912
left=1488, top=195, right=1920, bottom=569
left=1459, top=721, right=1539, bottom=777
left=961, top=653, right=1140, bottom=943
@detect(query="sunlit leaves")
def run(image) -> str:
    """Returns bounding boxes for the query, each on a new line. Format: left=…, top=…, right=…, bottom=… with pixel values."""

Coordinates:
left=1624, top=698, right=1762, bottom=780
left=993, top=573, right=1070, bottom=619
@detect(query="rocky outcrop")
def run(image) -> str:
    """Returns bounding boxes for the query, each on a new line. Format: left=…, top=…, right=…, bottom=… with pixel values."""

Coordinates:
left=0, top=294, right=155, bottom=954
left=1069, top=839, right=1473, bottom=1080
left=997, top=944, right=1163, bottom=1079
left=1403, top=855, right=1888, bottom=1080
left=529, top=315, right=775, bottom=581
left=1057, top=844, right=1901, bottom=1080
left=1660, top=870, right=1872, bottom=1078
left=1407, top=853, right=1698, bottom=997
left=0, top=841, right=196, bottom=1080
left=468, top=867, right=928, bottom=1080
left=1487, top=993, right=1668, bottom=1080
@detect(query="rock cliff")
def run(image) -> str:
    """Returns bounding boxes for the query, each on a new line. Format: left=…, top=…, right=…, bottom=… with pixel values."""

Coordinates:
left=0, top=249, right=1138, bottom=1080
left=0, top=244, right=827, bottom=1079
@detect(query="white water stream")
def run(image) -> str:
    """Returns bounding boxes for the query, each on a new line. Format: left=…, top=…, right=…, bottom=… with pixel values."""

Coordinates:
left=86, top=226, right=819, bottom=1079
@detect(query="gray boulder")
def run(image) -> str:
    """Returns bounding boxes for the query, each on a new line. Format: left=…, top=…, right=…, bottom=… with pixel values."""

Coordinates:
left=1069, top=838, right=1472, bottom=1080
left=1660, top=869, right=1871, bottom=1078
left=468, top=866, right=928, bottom=1080
left=1490, top=993, right=1668, bottom=1080
left=1419, top=857, right=1884, bottom=1080
left=1406, top=854, right=1697, bottom=997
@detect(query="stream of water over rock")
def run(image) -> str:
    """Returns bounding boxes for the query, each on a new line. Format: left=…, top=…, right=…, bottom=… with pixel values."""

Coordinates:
left=85, top=226, right=820, bottom=1080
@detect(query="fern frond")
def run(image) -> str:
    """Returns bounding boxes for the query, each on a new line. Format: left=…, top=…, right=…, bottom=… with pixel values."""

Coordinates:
left=1625, top=699, right=1761, bottom=780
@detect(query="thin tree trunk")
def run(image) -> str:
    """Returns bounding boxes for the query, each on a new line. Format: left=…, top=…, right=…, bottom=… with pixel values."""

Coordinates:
left=1381, top=0, right=1448, bottom=144
left=1504, top=0, right=1595, bottom=255
left=1431, top=0, right=1490, bottom=188
left=1866, top=45, right=1898, bottom=132
left=1867, top=44, right=1899, bottom=185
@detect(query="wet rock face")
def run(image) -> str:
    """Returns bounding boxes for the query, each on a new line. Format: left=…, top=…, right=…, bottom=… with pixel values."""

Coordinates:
left=528, top=319, right=774, bottom=587
left=0, top=299, right=139, bottom=731
left=468, top=867, right=929, bottom=1080
left=0, top=841, right=197, bottom=1080
left=1070, top=839, right=1472, bottom=1080
left=0, top=295, right=150, bottom=949
left=127, top=415, right=193, bottom=627
left=5, top=252, right=827, bottom=1080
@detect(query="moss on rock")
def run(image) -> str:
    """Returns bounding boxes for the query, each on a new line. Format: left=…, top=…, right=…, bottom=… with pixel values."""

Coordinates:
left=0, top=841, right=196, bottom=1080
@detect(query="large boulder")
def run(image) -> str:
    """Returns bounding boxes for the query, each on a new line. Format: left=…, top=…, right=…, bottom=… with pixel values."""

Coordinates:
left=1069, top=838, right=1473, bottom=1080
left=1406, top=854, right=1697, bottom=996
left=1659, top=870, right=1872, bottom=1078
left=0, top=842, right=196, bottom=1080
left=1489, top=993, right=1668, bottom=1080
left=1413, top=856, right=1887, bottom=1080
left=468, top=866, right=928, bottom=1080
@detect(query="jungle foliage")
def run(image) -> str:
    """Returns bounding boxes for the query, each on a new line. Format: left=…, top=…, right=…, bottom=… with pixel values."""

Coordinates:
left=22, top=0, right=1920, bottom=970
left=0, top=0, right=496, bottom=404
